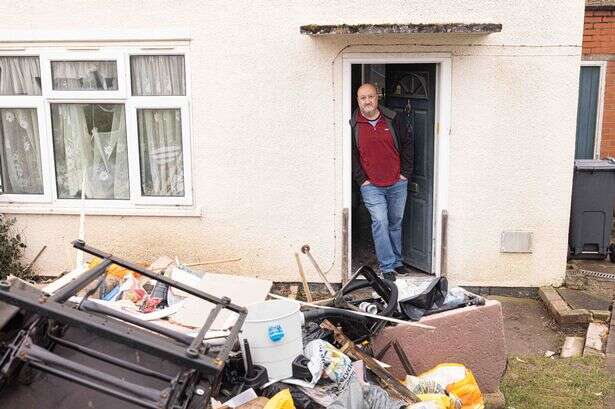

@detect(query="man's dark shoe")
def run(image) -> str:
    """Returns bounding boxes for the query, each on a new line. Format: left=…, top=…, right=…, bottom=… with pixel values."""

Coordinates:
left=394, top=265, right=409, bottom=275
left=382, top=271, right=396, bottom=281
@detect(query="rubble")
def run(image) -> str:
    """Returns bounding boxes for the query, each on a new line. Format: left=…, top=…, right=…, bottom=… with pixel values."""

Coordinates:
left=0, top=240, right=498, bottom=408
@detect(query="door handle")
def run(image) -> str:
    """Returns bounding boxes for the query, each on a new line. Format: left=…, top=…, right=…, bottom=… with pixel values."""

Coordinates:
left=410, top=182, right=419, bottom=193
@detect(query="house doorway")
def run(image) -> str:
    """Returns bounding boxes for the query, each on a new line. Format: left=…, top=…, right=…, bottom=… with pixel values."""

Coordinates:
left=350, top=63, right=437, bottom=274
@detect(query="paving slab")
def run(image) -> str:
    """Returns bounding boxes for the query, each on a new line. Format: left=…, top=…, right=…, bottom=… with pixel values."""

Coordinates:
left=556, top=287, right=612, bottom=311
left=561, top=336, right=585, bottom=358
left=590, top=309, right=612, bottom=322
left=583, top=323, right=608, bottom=356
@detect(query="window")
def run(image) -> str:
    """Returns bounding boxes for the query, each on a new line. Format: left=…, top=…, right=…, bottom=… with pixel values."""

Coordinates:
left=137, top=108, right=184, bottom=197
left=51, top=60, right=118, bottom=91
left=0, top=47, right=192, bottom=212
left=51, top=103, right=129, bottom=199
left=0, top=56, right=41, bottom=95
left=0, top=108, right=43, bottom=194
left=131, top=55, right=185, bottom=96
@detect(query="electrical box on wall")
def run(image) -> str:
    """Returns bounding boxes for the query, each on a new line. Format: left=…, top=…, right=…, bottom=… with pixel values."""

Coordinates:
left=500, top=231, right=533, bottom=253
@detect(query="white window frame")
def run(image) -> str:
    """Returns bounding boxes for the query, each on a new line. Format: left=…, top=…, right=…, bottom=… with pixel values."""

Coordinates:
left=0, top=46, right=196, bottom=215
left=126, top=98, right=193, bottom=206
left=41, top=51, right=127, bottom=99
left=580, top=60, right=607, bottom=159
left=0, top=99, right=51, bottom=203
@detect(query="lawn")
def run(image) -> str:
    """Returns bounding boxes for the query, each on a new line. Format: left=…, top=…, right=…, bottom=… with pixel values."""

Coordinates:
left=501, top=355, right=615, bottom=409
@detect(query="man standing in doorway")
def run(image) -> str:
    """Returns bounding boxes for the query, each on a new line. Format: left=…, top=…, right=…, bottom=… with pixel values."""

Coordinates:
left=350, top=83, right=413, bottom=280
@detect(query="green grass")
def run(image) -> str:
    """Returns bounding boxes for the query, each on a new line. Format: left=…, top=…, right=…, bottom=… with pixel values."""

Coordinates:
left=501, top=355, right=615, bottom=409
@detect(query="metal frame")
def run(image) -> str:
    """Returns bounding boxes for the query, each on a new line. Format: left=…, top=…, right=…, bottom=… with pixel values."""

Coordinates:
left=0, top=240, right=247, bottom=408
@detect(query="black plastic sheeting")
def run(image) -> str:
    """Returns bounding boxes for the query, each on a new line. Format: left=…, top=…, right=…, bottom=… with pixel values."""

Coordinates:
left=398, top=277, right=448, bottom=321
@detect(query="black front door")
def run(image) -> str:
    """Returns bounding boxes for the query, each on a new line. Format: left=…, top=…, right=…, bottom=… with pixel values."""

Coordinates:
left=385, top=64, right=436, bottom=273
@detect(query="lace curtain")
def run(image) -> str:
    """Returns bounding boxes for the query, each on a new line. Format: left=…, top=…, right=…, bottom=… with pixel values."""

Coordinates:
left=0, top=108, right=43, bottom=194
left=52, top=104, right=129, bottom=199
left=137, top=109, right=184, bottom=196
left=51, top=61, right=118, bottom=91
left=0, top=56, right=41, bottom=95
left=131, top=55, right=185, bottom=96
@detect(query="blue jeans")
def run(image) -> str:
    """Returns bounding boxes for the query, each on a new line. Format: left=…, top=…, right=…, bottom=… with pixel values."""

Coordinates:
left=360, top=179, right=408, bottom=272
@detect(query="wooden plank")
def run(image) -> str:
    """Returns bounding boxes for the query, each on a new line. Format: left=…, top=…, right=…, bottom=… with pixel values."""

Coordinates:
left=320, top=320, right=420, bottom=404
left=294, top=252, right=313, bottom=302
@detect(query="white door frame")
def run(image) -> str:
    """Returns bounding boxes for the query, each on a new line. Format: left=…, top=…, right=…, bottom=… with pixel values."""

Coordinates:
left=579, top=60, right=607, bottom=159
left=342, top=53, right=452, bottom=277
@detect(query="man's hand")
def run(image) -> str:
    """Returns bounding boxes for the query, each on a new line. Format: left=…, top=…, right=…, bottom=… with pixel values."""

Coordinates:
left=400, top=175, right=407, bottom=181
left=362, top=180, right=371, bottom=186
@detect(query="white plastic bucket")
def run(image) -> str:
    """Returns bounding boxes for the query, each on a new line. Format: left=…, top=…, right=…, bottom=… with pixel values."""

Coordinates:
left=241, top=300, right=304, bottom=380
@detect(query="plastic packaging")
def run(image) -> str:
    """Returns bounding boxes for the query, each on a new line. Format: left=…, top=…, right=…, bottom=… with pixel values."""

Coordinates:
left=363, top=384, right=405, bottom=409
left=419, top=364, right=484, bottom=409
left=407, top=395, right=454, bottom=409
left=87, top=257, right=141, bottom=279
left=404, top=375, right=447, bottom=395
left=261, top=383, right=321, bottom=409
left=261, top=387, right=296, bottom=409
left=303, top=340, right=354, bottom=386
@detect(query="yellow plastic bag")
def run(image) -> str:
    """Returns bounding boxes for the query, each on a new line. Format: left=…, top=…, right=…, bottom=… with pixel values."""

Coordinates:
left=409, top=393, right=458, bottom=408
left=419, top=364, right=484, bottom=409
left=88, top=257, right=142, bottom=279
left=263, top=389, right=295, bottom=409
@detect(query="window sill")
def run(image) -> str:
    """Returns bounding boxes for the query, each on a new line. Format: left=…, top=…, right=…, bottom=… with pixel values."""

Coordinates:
left=0, top=204, right=203, bottom=217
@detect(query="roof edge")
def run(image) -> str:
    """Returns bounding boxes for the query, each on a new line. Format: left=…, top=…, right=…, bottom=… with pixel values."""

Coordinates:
left=300, top=23, right=502, bottom=36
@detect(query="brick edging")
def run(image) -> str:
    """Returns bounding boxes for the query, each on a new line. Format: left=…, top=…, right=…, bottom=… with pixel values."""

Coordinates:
left=538, top=286, right=592, bottom=325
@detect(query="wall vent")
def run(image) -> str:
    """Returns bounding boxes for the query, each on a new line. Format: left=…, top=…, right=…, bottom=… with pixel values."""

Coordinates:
left=500, top=231, right=533, bottom=253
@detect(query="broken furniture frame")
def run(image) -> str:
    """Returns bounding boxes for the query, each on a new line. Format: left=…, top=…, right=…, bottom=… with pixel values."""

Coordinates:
left=0, top=240, right=248, bottom=409
left=302, top=265, right=398, bottom=342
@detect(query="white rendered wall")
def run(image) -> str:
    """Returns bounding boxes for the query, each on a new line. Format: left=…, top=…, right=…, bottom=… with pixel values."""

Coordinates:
left=0, top=1, right=584, bottom=286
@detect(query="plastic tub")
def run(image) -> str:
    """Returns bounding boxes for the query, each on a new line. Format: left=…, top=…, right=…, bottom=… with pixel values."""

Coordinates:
left=241, top=299, right=304, bottom=380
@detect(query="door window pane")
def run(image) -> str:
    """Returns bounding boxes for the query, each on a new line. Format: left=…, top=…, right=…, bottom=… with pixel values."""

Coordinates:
left=51, top=104, right=129, bottom=199
left=0, top=108, right=43, bottom=194
left=131, top=55, right=185, bottom=96
left=363, top=64, right=386, bottom=99
left=51, top=61, right=118, bottom=91
left=0, top=56, right=41, bottom=95
left=137, top=109, right=184, bottom=196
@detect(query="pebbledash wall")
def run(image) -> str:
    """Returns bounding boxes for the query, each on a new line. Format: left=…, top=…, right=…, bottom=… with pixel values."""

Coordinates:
left=583, top=2, right=615, bottom=157
left=0, top=1, right=584, bottom=287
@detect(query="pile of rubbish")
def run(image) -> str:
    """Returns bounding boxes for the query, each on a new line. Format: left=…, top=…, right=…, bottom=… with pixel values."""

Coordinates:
left=0, top=240, right=488, bottom=409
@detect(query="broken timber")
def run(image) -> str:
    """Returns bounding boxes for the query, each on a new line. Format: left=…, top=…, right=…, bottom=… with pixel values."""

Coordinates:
left=320, top=320, right=420, bottom=404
